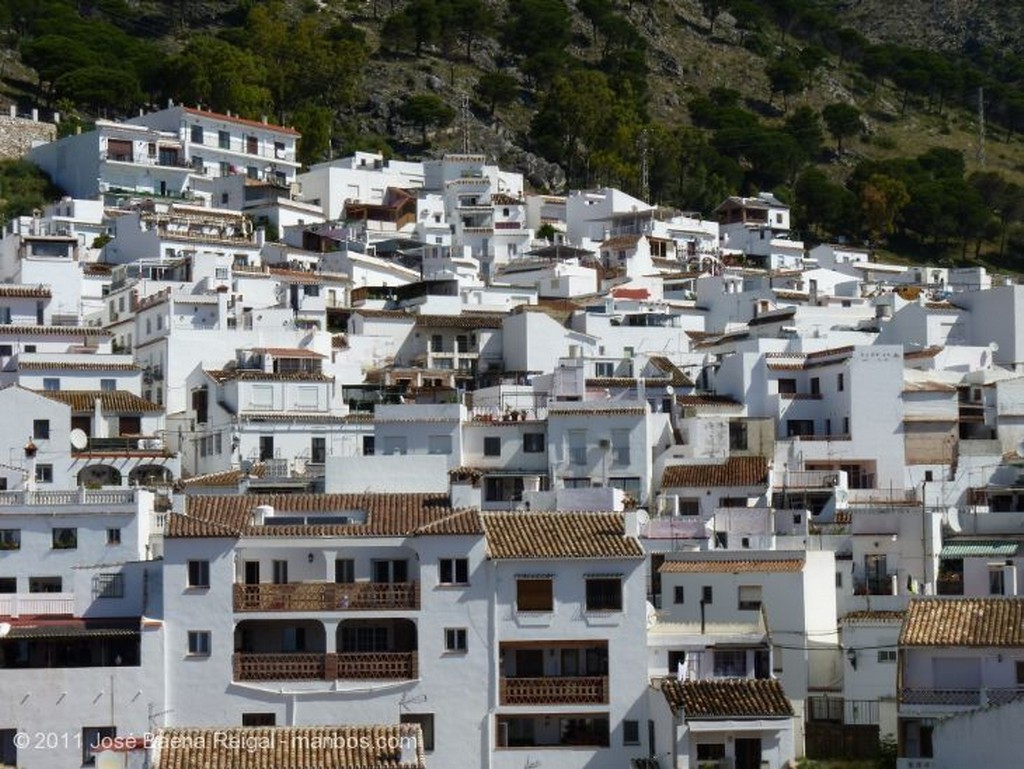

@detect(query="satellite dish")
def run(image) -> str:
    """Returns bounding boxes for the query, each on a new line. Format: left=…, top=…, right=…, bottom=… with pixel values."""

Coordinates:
left=945, top=507, right=962, bottom=534
left=70, top=429, right=88, bottom=451
left=0, top=622, right=10, bottom=637
left=665, top=385, right=675, bottom=396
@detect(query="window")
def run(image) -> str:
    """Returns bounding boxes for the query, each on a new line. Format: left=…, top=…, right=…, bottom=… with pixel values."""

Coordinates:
left=1017, top=660, right=1024, bottom=685
left=877, top=650, right=897, bottom=663
left=43, top=377, right=60, bottom=391
left=516, top=577, right=553, bottom=611
left=372, top=559, right=408, bottom=583
left=428, top=435, right=452, bottom=455
left=52, top=527, right=76, bottom=549
left=444, top=627, right=467, bottom=652
left=697, top=743, right=726, bottom=763
left=382, top=436, right=407, bottom=455
left=34, top=460, right=52, bottom=483
left=82, top=727, right=115, bottom=766
left=611, top=429, right=630, bottom=466
left=439, top=558, right=469, bottom=585
left=0, top=529, right=20, bottom=550
left=595, top=361, right=614, bottom=377
left=738, top=585, right=762, bottom=610
left=585, top=577, right=622, bottom=612
left=673, top=585, right=685, bottom=604
left=786, top=419, right=814, bottom=437
left=777, top=378, right=796, bottom=394
left=187, top=560, right=210, bottom=588
left=311, top=436, right=326, bottom=464
left=273, top=560, right=289, bottom=585
left=810, top=377, right=820, bottom=395
left=483, top=436, right=501, bottom=456
left=362, top=435, right=375, bottom=456
left=702, top=586, right=713, bottom=604
left=100, top=378, right=116, bottom=391
left=836, top=572, right=843, bottom=588
left=29, top=576, right=61, bottom=592
left=623, top=720, right=640, bottom=746
left=838, top=372, right=845, bottom=391
left=190, top=125, right=204, bottom=144
left=215, top=267, right=229, bottom=280
left=990, top=566, right=1006, bottom=595
left=713, top=649, right=747, bottom=677
left=0, top=577, right=14, bottom=592
left=104, top=527, right=121, bottom=546
left=729, top=421, right=748, bottom=450
left=242, top=713, right=276, bottom=726
left=843, top=417, right=850, bottom=435
left=218, top=130, right=230, bottom=149
left=187, top=630, right=211, bottom=656
left=93, top=573, right=124, bottom=599
left=400, top=713, right=434, bottom=752
left=523, top=432, right=545, bottom=453
left=0, top=345, right=10, bottom=356
left=33, top=419, right=49, bottom=440
left=335, top=558, right=355, bottom=583
left=0, top=728, right=16, bottom=767
left=246, top=135, right=259, bottom=155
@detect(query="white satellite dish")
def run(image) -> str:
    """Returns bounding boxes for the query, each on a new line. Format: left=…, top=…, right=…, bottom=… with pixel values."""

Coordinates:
left=945, top=507, right=962, bottom=534
left=70, top=429, right=88, bottom=451
left=0, top=622, right=10, bottom=637
left=665, top=385, right=675, bottom=396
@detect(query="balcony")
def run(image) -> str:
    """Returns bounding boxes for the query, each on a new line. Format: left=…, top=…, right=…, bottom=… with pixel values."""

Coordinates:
left=232, top=651, right=417, bottom=681
left=499, top=676, right=609, bottom=705
left=900, top=687, right=1024, bottom=707
left=233, top=582, right=420, bottom=612
left=775, top=470, right=839, bottom=489
left=0, top=592, right=74, bottom=617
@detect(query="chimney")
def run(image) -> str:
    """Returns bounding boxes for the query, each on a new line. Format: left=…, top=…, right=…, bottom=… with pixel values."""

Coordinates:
left=624, top=509, right=640, bottom=538
left=251, top=505, right=274, bottom=526
left=449, top=475, right=481, bottom=510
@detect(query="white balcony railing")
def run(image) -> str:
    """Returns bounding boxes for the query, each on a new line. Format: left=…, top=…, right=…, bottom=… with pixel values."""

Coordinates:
left=0, top=489, right=137, bottom=506
left=0, top=592, right=74, bottom=617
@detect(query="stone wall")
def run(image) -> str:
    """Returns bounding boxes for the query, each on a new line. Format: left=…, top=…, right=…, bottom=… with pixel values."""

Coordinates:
left=0, top=112, right=57, bottom=160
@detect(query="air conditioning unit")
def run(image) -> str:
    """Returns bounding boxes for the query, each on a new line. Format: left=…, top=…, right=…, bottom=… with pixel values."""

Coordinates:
left=598, top=439, right=611, bottom=449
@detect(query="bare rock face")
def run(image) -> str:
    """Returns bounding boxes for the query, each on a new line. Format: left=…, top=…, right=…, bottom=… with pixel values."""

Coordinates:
left=836, top=0, right=1024, bottom=53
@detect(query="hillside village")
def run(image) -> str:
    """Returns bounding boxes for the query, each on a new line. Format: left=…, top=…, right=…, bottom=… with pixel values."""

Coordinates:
left=0, top=104, right=1023, bottom=769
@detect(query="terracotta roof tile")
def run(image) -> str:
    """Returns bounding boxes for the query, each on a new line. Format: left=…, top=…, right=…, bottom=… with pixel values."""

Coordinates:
left=0, top=324, right=109, bottom=337
left=152, top=724, right=423, bottom=769
left=206, top=369, right=334, bottom=383
left=841, top=610, right=906, bottom=624
left=413, top=314, right=505, bottom=329
left=601, top=234, right=641, bottom=249
left=178, top=465, right=267, bottom=488
left=661, top=678, right=794, bottom=719
left=37, top=389, right=162, bottom=412
left=661, top=457, right=768, bottom=488
left=677, top=394, right=742, bottom=408
left=167, top=493, right=454, bottom=539
left=483, top=511, right=644, bottom=560
left=182, top=105, right=300, bottom=136
left=239, top=412, right=350, bottom=423
left=251, top=347, right=326, bottom=359
left=413, top=509, right=484, bottom=536
left=0, top=285, right=51, bottom=298
left=900, top=598, right=1024, bottom=647
left=659, top=558, right=804, bottom=574
left=18, top=361, right=139, bottom=371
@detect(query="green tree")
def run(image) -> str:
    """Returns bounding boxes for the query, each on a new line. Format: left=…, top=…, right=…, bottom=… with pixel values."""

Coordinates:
left=859, top=174, right=909, bottom=243
left=783, top=105, right=823, bottom=162
left=766, top=55, right=804, bottom=111
left=0, top=160, right=63, bottom=225
left=292, top=104, right=334, bottom=166
left=475, top=71, right=518, bottom=117
left=399, top=94, right=455, bottom=145
left=451, top=0, right=493, bottom=60
left=822, top=102, right=862, bottom=153
left=699, top=0, right=726, bottom=35
left=166, top=36, right=271, bottom=117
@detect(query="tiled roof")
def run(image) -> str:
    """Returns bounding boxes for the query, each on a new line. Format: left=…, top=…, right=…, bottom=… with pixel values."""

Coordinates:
left=548, top=404, right=647, bottom=416
left=412, top=509, right=484, bottom=536
left=900, top=598, right=1024, bottom=647
left=659, top=557, right=804, bottom=574
left=413, top=314, right=505, bottom=329
left=182, top=105, right=301, bottom=136
left=661, top=457, right=769, bottom=488
left=601, top=234, right=642, bottom=249
left=939, top=540, right=1020, bottom=558
left=206, top=369, right=334, bottom=383
left=748, top=307, right=796, bottom=326
left=239, top=412, right=350, bottom=423
left=252, top=347, right=326, bottom=359
left=151, top=725, right=423, bottom=769
left=37, top=389, right=162, bottom=412
left=661, top=678, right=794, bottom=719
left=904, top=346, right=943, bottom=360
left=0, top=285, right=51, bottom=298
left=482, top=511, right=644, bottom=560
left=647, top=355, right=694, bottom=386
left=178, top=465, right=267, bottom=488
left=677, top=394, right=742, bottom=408
left=841, top=610, right=906, bottom=624
left=0, top=324, right=109, bottom=337
left=611, top=287, right=650, bottom=300
left=18, top=361, right=139, bottom=371
left=167, top=493, right=454, bottom=538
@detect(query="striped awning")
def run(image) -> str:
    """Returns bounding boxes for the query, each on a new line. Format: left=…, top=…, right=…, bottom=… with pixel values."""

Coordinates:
left=939, top=540, right=1020, bottom=558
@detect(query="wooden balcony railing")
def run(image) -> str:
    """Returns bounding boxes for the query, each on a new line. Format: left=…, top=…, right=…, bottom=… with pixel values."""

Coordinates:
left=233, top=582, right=420, bottom=612
left=232, top=652, right=417, bottom=682
left=499, top=676, right=609, bottom=705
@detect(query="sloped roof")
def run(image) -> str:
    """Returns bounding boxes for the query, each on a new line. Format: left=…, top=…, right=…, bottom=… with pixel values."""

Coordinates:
left=661, top=457, right=769, bottom=488
left=166, top=493, right=455, bottom=539
left=0, top=285, right=51, bottom=298
left=412, top=508, right=484, bottom=536
left=18, top=361, right=139, bottom=371
left=841, top=610, right=906, bottom=624
left=482, top=511, right=644, bottom=560
left=182, top=106, right=300, bottom=136
left=660, top=678, right=794, bottom=719
left=659, top=557, right=804, bottom=574
left=939, top=540, right=1020, bottom=558
left=151, top=725, right=423, bottom=769
left=900, top=598, right=1024, bottom=647
left=413, top=314, right=505, bottom=330
left=37, top=389, right=162, bottom=412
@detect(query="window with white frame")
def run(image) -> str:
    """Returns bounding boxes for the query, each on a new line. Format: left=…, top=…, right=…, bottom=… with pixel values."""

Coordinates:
left=595, top=361, right=614, bottom=377
left=877, top=650, right=897, bottom=663
left=444, top=627, right=467, bottom=652
left=187, top=630, right=211, bottom=656
left=439, top=557, right=469, bottom=585
left=611, top=429, right=630, bottom=466
left=428, top=435, right=452, bottom=455
left=738, top=585, right=762, bottom=611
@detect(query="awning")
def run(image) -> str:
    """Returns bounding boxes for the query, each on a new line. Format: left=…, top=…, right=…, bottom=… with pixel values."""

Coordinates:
left=939, top=541, right=1019, bottom=559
